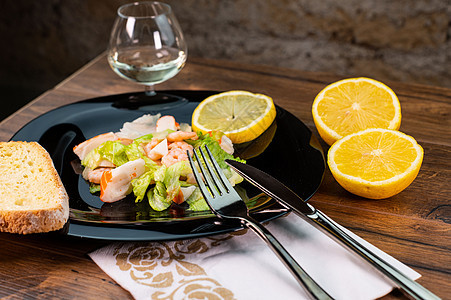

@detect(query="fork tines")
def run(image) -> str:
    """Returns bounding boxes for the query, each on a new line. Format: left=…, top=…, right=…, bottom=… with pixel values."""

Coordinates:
left=187, top=145, right=230, bottom=200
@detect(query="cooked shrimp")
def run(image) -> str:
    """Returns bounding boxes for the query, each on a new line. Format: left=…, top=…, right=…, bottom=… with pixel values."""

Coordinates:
left=145, top=138, right=168, bottom=161
left=98, top=160, right=115, bottom=168
left=167, top=131, right=198, bottom=142
left=168, top=141, right=193, bottom=152
left=161, top=148, right=189, bottom=167
left=144, top=137, right=164, bottom=154
left=83, top=167, right=112, bottom=184
left=118, top=137, right=133, bottom=145
left=219, top=134, right=234, bottom=155
left=148, top=137, right=162, bottom=149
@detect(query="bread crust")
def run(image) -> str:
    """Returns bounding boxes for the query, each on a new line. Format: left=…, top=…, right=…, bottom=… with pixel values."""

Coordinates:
left=0, top=141, right=69, bottom=234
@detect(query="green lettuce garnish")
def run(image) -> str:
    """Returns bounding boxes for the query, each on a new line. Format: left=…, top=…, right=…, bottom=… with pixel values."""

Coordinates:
left=146, top=161, right=193, bottom=211
left=185, top=187, right=209, bottom=211
left=100, top=141, right=128, bottom=166
left=148, top=181, right=171, bottom=211
left=187, top=132, right=245, bottom=169
left=132, top=171, right=154, bottom=202
left=81, top=141, right=128, bottom=169
left=81, top=148, right=103, bottom=170
left=89, top=183, right=101, bottom=194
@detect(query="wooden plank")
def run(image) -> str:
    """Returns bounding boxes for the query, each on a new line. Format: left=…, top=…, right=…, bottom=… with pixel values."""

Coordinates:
left=0, top=236, right=131, bottom=299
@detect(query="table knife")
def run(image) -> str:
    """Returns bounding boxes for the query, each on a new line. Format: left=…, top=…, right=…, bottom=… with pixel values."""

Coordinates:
left=226, top=159, right=440, bottom=300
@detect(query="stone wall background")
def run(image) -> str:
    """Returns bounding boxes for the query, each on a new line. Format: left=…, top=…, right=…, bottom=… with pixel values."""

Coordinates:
left=1, top=0, right=450, bottom=120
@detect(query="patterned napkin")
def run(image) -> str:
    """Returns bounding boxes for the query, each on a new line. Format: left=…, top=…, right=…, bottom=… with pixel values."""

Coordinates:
left=89, top=213, right=420, bottom=300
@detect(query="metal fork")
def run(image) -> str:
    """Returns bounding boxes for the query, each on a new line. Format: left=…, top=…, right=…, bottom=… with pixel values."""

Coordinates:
left=188, top=146, right=332, bottom=300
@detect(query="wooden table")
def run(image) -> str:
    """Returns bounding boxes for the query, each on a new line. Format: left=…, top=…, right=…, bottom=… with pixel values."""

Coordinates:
left=0, top=55, right=449, bottom=299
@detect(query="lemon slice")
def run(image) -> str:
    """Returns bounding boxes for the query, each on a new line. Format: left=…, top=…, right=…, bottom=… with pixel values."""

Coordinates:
left=192, top=91, right=276, bottom=144
left=328, top=128, right=423, bottom=199
left=312, top=77, right=401, bottom=145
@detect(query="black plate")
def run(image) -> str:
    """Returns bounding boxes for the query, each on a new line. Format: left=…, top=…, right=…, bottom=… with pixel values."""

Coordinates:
left=11, top=90, right=325, bottom=241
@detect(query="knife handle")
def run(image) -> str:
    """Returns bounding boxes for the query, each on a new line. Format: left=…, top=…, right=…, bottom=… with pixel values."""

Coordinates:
left=241, top=215, right=333, bottom=300
left=307, top=208, right=441, bottom=300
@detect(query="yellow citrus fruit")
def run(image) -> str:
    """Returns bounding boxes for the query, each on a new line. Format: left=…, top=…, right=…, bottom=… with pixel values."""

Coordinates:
left=312, top=77, right=401, bottom=145
left=327, top=128, right=423, bottom=199
left=192, top=90, right=276, bottom=144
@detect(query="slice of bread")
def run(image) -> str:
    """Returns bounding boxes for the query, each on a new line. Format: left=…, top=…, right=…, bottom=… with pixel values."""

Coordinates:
left=0, top=141, right=69, bottom=234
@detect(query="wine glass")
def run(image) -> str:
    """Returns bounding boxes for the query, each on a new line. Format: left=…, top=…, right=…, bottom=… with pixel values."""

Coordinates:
left=107, top=1, right=187, bottom=100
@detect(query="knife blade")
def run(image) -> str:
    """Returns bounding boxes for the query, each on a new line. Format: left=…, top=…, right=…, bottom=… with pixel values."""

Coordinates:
left=225, top=159, right=316, bottom=216
left=225, top=159, right=440, bottom=300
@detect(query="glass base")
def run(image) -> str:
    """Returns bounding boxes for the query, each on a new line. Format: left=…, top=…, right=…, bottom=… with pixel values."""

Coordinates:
left=112, top=91, right=188, bottom=110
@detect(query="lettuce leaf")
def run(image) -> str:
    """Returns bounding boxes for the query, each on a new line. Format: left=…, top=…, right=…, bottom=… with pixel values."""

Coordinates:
left=100, top=141, right=128, bottom=166
left=132, top=171, right=154, bottom=203
left=89, top=183, right=101, bottom=194
left=148, top=181, right=171, bottom=211
left=145, top=161, right=193, bottom=211
left=186, top=132, right=245, bottom=187
left=187, top=132, right=245, bottom=168
left=125, top=141, right=159, bottom=169
left=81, top=147, right=103, bottom=170
left=132, top=133, right=154, bottom=145
left=125, top=141, right=146, bottom=161
left=185, top=187, right=209, bottom=211
left=81, top=141, right=128, bottom=169
left=163, top=161, right=192, bottom=203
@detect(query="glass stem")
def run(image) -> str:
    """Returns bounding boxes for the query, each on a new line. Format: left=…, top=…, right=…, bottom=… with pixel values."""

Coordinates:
left=145, top=85, right=156, bottom=96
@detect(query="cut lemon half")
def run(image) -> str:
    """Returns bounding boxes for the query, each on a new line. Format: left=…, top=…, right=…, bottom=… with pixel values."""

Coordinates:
left=192, top=91, right=276, bottom=144
left=312, top=77, right=401, bottom=145
left=328, top=128, right=423, bottom=199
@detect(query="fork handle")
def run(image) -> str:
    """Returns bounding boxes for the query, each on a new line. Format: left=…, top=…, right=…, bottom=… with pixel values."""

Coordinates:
left=240, top=215, right=332, bottom=300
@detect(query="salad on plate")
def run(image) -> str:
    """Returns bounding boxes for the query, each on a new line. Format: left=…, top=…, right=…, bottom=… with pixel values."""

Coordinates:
left=73, top=114, right=245, bottom=212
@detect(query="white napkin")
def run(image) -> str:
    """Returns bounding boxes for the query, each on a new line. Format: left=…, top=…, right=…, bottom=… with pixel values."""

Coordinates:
left=89, top=213, right=420, bottom=300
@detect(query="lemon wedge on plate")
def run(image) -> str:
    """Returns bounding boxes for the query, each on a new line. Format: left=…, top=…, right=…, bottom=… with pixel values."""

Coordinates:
left=312, top=77, right=401, bottom=145
left=327, top=128, right=423, bottom=199
left=192, top=91, right=276, bottom=144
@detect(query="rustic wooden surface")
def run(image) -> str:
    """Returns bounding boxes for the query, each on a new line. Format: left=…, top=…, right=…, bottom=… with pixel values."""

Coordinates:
left=0, top=55, right=449, bottom=299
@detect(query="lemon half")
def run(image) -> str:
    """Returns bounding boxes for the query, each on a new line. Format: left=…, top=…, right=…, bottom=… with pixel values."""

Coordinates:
left=192, top=91, right=276, bottom=144
left=327, top=128, right=423, bottom=199
left=312, top=78, right=401, bottom=145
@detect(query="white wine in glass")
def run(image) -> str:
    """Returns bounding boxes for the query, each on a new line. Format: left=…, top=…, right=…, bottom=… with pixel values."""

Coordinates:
left=107, top=1, right=187, bottom=98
